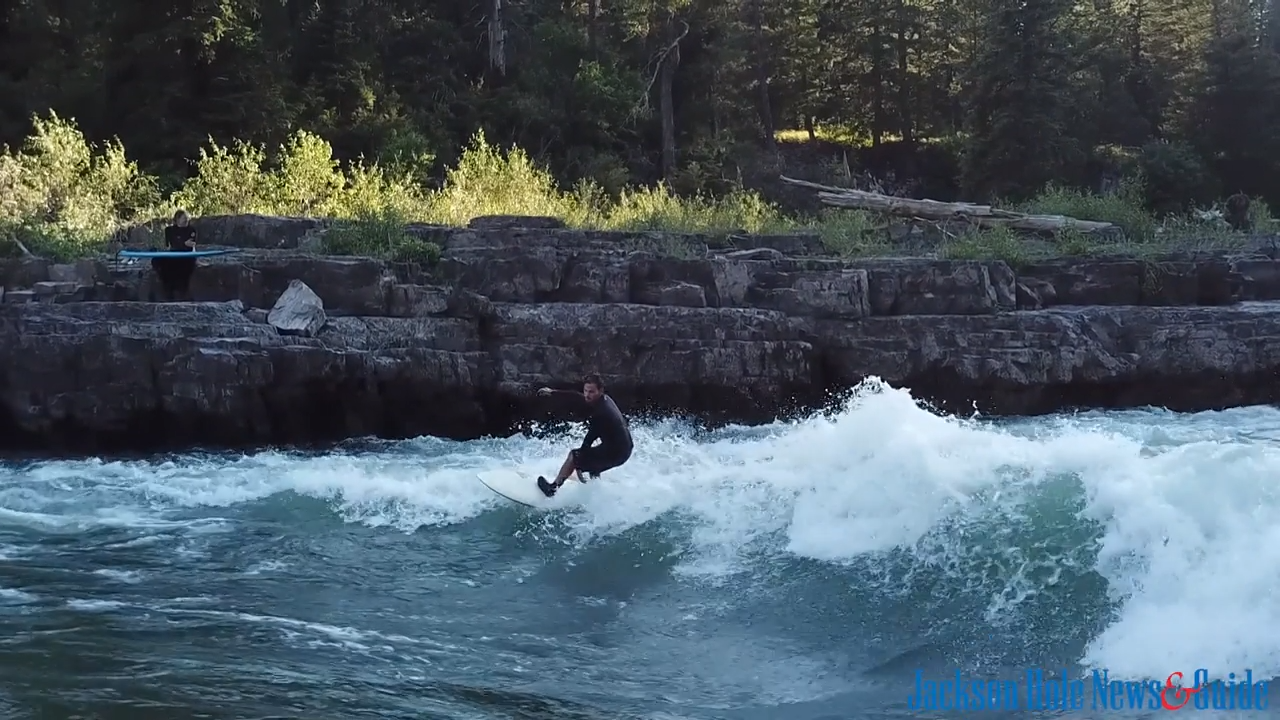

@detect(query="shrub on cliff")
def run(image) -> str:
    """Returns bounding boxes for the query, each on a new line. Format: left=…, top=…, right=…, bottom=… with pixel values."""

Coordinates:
left=321, top=208, right=441, bottom=265
left=1020, top=178, right=1156, bottom=241
left=0, top=113, right=162, bottom=260
left=2, top=112, right=1274, bottom=264
left=172, top=130, right=428, bottom=219
left=424, top=130, right=800, bottom=238
left=422, top=131, right=584, bottom=225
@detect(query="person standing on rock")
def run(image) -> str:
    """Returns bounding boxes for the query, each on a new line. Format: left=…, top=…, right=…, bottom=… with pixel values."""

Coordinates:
left=535, top=374, right=634, bottom=497
left=152, top=209, right=198, bottom=301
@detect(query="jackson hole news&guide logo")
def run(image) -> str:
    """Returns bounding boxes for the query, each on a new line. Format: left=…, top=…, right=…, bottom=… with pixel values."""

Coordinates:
left=908, top=668, right=1270, bottom=711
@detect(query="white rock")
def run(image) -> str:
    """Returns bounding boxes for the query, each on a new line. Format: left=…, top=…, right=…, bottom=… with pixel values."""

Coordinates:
left=267, top=279, right=326, bottom=336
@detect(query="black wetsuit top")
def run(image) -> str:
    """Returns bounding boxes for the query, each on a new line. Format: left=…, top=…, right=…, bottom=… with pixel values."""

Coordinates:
left=581, top=394, right=633, bottom=455
left=165, top=225, right=196, bottom=251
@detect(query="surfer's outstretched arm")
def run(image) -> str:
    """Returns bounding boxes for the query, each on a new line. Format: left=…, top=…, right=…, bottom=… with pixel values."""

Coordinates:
left=536, top=387, right=581, bottom=399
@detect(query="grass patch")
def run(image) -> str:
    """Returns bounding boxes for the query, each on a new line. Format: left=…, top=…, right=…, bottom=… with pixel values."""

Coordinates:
left=320, top=209, right=442, bottom=265
left=1019, top=179, right=1157, bottom=242
left=773, top=125, right=914, bottom=147
left=775, top=125, right=872, bottom=146
left=938, top=226, right=1035, bottom=267
left=1, top=111, right=1274, bottom=264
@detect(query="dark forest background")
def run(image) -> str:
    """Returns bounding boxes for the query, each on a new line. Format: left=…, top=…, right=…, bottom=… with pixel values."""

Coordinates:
left=2, top=0, right=1274, bottom=215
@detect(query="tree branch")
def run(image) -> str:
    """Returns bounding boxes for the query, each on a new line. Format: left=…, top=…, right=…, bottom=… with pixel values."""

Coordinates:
left=633, top=20, right=690, bottom=114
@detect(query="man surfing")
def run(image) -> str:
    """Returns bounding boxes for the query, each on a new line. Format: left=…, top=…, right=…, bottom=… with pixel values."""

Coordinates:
left=535, top=374, right=633, bottom=497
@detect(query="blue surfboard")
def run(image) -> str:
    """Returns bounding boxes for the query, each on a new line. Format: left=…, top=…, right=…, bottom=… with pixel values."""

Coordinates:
left=118, top=248, right=239, bottom=259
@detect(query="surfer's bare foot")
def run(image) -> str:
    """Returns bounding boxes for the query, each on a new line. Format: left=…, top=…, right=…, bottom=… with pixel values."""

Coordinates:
left=537, top=476, right=557, bottom=497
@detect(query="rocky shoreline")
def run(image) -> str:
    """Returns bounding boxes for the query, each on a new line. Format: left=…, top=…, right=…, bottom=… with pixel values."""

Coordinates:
left=4, top=213, right=1280, bottom=455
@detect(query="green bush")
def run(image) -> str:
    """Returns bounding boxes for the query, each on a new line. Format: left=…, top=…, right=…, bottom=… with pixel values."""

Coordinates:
left=321, top=209, right=441, bottom=265
left=0, top=112, right=162, bottom=260
left=1137, top=140, right=1217, bottom=216
left=171, top=130, right=428, bottom=219
left=1019, top=178, right=1156, bottom=242
left=1, top=111, right=1272, bottom=264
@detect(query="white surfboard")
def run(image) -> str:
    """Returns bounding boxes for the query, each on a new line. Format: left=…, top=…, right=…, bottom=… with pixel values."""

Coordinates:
left=476, top=469, right=587, bottom=511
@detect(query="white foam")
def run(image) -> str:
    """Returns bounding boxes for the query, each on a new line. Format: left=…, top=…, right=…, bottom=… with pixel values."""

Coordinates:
left=65, top=598, right=126, bottom=611
left=1076, top=427, right=1280, bottom=680
left=0, top=447, right=507, bottom=534
left=93, top=568, right=143, bottom=584
left=167, top=607, right=460, bottom=655
left=243, top=560, right=288, bottom=576
left=0, top=587, right=35, bottom=603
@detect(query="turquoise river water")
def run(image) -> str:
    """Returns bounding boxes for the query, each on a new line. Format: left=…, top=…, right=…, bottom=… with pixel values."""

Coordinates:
left=2, top=380, right=1279, bottom=719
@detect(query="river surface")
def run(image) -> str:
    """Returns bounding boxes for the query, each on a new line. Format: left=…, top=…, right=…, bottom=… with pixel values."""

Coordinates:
left=2, top=380, right=1279, bottom=719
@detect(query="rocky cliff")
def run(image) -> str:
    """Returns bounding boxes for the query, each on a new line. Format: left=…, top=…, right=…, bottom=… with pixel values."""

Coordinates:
left=4, top=214, right=1280, bottom=455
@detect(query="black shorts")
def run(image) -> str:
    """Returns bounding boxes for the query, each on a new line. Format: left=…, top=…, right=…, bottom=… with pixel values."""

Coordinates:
left=151, top=256, right=196, bottom=294
left=572, top=444, right=632, bottom=476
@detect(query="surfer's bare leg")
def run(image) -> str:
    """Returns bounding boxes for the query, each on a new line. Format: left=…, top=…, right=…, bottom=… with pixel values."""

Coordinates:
left=553, top=450, right=582, bottom=486
left=536, top=451, right=584, bottom=496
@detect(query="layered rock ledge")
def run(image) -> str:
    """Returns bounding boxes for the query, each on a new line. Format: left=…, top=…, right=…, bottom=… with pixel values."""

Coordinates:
left=4, top=214, right=1280, bottom=454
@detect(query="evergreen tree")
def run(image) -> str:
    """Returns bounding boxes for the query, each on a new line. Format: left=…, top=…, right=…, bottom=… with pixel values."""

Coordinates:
left=1, top=0, right=1278, bottom=208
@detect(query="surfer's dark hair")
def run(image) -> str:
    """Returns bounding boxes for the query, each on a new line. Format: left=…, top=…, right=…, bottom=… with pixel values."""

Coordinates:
left=582, top=374, right=604, bottom=390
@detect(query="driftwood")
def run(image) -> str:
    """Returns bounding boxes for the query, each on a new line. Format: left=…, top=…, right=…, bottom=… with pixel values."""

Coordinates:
left=780, top=175, right=1117, bottom=234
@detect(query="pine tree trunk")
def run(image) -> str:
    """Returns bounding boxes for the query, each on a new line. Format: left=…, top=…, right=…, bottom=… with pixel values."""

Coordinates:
left=488, top=0, right=506, bottom=77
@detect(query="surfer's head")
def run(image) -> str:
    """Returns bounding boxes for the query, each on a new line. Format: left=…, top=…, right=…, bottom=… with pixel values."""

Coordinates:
left=582, top=374, right=604, bottom=403
left=173, top=209, right=190, bottom=227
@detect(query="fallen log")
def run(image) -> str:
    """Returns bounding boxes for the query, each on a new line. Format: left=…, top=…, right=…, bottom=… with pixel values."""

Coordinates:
left=780, top=175, right=1117, bottom=234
